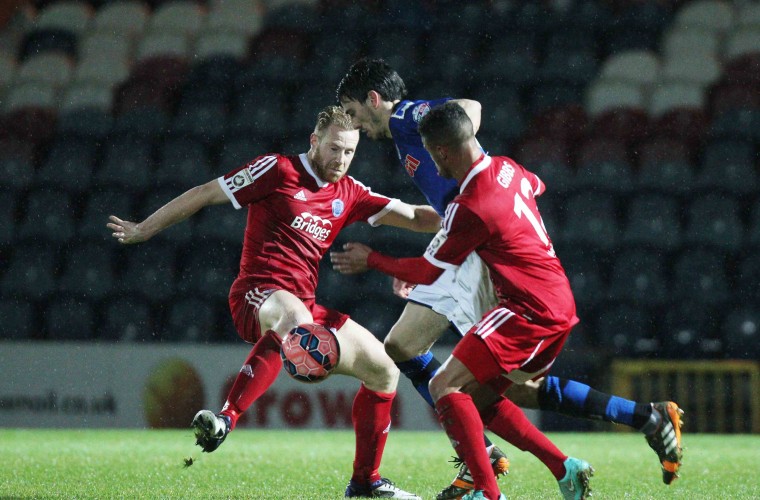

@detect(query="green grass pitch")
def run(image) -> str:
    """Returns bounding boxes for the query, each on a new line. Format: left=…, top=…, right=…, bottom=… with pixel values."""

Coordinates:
left=1, top=429, right=757, bottom=499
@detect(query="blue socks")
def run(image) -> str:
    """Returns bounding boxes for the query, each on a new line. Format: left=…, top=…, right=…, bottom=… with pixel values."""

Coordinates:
left=539, top=376, right=652, bottom=430
left=396, top=352, right=440, bottom=407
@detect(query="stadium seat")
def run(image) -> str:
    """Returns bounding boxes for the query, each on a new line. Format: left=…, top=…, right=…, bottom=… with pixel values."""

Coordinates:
left=0, top=297, right=36, bottom=340
left=590, top=108, right=650, bottom=148
left=148, top=1, right=205, bottom=37
left=138, top=187, right=193, bottom=244
left=672, top=249, right=731, bottom=306
left=58, top=242, right=116, bottom=301
left=78, top=188, right=134, bottom=241
left=0, top=189, right=18, bottom=246
left=34, top=1, right=93, bottom=35
left=661, top=26, right=720, bottom=59
left=156, top=137, right=212, bottom=189
left=136, top=33, right=190, bottom=63
left=696, top=148, right=758, bottom=196
left=637, top=136, right=691, bottom=169
left=217, top=137, right=272, bottom=171
left=648, top=82, right=705, bottom=117
left=560, top=193, right=620, bottom=253
left=710, top=82, right=760, bottom=117
left=598, top=50, right=659, bottom=87
left=621, top=194, right=682, bottom=252
left=660, top=301, right=721, bottom=357
left=3, top=82, right=57, bottom=113
left=171, top=104, right=227, bottom=144
left=608, top=250, right=669, bottom=308
left=119, top=242, right=178, bottom=303
left=595, top=303, right=657, bottom=358
left=708, top=108, right=760, bottom=144
left=99, top=296, right=156, bottom=342
left=737, top=253, right=760, bottom=303
left=45, top=296, right=96, bottom=340
left=683, top=195, right=744, bottom=254
left=721, top=306, right=760, bottom=359
left=0, top=137, right=35, bottom=191
left=92, top=1, right=149, bottom=36
left=539, top=49, right=598, bottom=87
left=15, top=52, right=72, bottom=88
left=56, top=107, right=113, bottom=140
left=72, top=54, right=130, bottom=88
left=36, top=137, right=98, bottom=193
left=701, top=138, right=755, bottom=175
left=748, top=201, right=760, bottom=247
left=0, top=244, right=58, bottom=301
left=163, top=297, right=218, bottom=342
left=4, top=107, right=57, bottom=151
left=660, top=53, right=722, bottom=88
left=17, top=188, right=76, bottom=244
left=525, top=104, right=588, bottom=145
left=737, top=1, right=760, bottom=28
left=19, top=28, right=77, bottom=61
left=79, top=31, right=132, bottom=63
left=585, top=80, right=645, bottom=116
left=195, top=32, right=248, bottom=61
left=113, top=107, right=170, bottom=139
left=674, top=0, right=736, bottom=33
left=635, top=160, right=695, bottom=197
left=573, top=159, right=634, bottom=196
left=651, top=108, right=708, bottom=151
left=194, top=205, right=247, bottom=245
left=59, top=82, right=114, bottom=112
left=96, top=136, right=154, bottom=191
left=479, top=42, right=538, bottom=88
left=176, top=242, right=238, bottom=301
left=559, top=247, right=608, bottom=311
left=205, top=3, right=263, bottom=37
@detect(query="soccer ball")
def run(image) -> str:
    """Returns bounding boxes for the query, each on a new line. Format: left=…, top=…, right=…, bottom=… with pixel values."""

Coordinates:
left=280, top=323, right=340, bottom=383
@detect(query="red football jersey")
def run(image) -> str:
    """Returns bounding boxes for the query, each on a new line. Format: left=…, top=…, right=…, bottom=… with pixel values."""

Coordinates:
left=424, top=154, right=578, bottom=331
left=218, top=153, right=397, bottom=299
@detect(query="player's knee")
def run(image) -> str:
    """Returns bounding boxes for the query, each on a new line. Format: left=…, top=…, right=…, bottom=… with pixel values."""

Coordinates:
left=384, top=325, right=425, bottom=362
left=428, top=370, right=450, bottom=402
left=383, top=333, right=410, bottom=362
left=363, top=359, right=400, bottom=393
left=504, top=378, right=542, bottom=408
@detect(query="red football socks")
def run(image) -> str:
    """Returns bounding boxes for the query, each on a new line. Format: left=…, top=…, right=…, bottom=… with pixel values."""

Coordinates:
left=481, top=397, right=568, bottom=480
left=350, top=385, right=395, bottom=485
left=436, top=393, right=501, bottom=500
left=220, top=331, right=282, bottom=430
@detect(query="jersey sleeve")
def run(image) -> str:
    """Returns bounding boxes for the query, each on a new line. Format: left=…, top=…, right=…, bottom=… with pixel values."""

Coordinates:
left=514, top=159, right=545, bottom=198
left=343, top=176, right=399, bottom=226
left=423, top=202, right=489, bottom=270
left=217, top=154, right=280, bottom=209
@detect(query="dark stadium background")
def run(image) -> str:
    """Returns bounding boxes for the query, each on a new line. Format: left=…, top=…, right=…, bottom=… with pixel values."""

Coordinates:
left=0, top=0, right=758, bottom=432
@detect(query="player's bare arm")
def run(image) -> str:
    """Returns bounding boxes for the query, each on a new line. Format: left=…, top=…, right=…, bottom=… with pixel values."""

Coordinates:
left=107, top=179, right=228, bottom=244
left=332, top=243, right=444, bottom=286
left=376, top=202, right=441, bottom=233
left=450, top=99, right=481, bottom=134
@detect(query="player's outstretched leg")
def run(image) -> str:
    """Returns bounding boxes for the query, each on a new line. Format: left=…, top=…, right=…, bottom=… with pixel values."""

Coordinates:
left=461, top=491, right=507, bottom=500
left=398, top=353, right=509, bottom=500
left=644, top=401, right=684, bottom=484
left=436, top=446, right=509, bottom=500
left=192, top=410, right=231, bottom=453
left=557, top=457, right=594, bottom=500
left=345, top=478, right=421, bottom=499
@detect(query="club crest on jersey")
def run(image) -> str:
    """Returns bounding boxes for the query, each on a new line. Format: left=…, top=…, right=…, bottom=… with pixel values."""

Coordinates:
left=332, top=199, right=345, bottom=217
left=291, top=212, right=332, bottom=241
left=412, top=102, right=431, bottom=123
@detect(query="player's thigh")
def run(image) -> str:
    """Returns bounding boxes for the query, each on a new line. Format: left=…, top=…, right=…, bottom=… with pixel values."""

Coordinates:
left=503, top=377, right=543, bottom=409
left=428, top=355, right=479, bottom=401
left=334, top=318, right=399, bottom=393
left=257, top=290, right=313, bottom=339
left=385, top=302, right=451, bottom=360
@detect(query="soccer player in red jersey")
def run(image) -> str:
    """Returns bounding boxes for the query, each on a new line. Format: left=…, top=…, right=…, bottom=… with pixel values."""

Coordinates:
left=331, top=102, right=597, bottom=500
left=107, top=106, right=439, bottom=499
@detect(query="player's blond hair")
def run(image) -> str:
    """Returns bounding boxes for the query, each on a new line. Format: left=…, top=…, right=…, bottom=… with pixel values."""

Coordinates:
left=314, top=105, right=354, bottom=137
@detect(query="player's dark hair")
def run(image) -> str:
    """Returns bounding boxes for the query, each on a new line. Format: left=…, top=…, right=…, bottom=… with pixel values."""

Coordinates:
left=336, top=58, right=407, bottom=103
left=417, top=102, right=474, bottom=147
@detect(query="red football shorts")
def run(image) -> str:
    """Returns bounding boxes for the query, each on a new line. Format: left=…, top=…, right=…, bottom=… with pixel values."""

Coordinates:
left=229, top=285, right=349, bottom=344
left=452, top=306, right=571, bottom=395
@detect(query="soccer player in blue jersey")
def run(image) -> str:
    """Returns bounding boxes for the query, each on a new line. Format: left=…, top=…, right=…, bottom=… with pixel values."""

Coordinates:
left=335, top=59, right=684, bottom=499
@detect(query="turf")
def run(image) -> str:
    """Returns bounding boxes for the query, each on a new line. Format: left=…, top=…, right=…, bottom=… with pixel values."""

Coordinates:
left=0, top=429, right=757, bottom=499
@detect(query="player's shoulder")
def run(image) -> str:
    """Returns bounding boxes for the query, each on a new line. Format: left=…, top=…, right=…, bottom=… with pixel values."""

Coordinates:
left=391, top=97, right=451, bottom=126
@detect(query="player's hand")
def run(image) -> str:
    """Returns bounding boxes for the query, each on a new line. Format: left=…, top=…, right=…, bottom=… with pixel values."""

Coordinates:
left=392, top=277, right=414, bottom=299
left=107, top=215, right=147, bottom=244
left=330, top=242, right=373, bottom=274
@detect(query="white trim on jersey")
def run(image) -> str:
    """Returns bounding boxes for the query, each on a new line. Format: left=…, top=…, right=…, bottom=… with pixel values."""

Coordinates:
left=442, top=203, right=460, bottom=234
left=218, top=155, right=278, bottom=210
left=423, top=251, right=459, bottom=271
left=473, top=307, right=515, bottom=340
left=247, top=155, right=277, bottom=182
left=299, top=153, right=328, bottom=188
left=367, top=198, right=401, bottom=227
left=218, top=176, right=242, bottom=209
left=459, top=154, right=492, bottom=193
